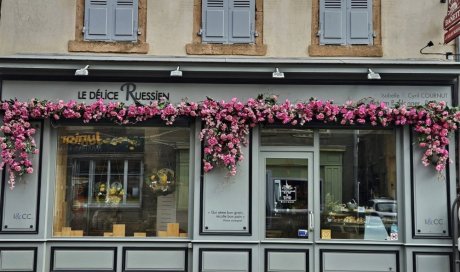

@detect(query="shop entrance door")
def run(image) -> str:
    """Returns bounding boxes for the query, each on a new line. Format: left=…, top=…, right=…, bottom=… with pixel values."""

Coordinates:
left=261, top=151, right=314, bottom=241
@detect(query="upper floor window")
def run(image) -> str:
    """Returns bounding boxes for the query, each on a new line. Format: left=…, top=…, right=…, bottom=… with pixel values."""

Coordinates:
left=68, top=0, right=148, bottom=53
left=309, top=0, right=382, bottom=57
left=186, top=0, right=266, bottom=55
left=319, top=0, right=373, bottom=45
left=201, top=0, right=255, bottom=44
left=84, top=0, right=138, bottom=42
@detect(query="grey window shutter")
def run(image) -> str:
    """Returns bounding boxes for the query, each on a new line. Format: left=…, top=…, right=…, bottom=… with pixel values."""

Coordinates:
left=320, top=0, right=346, bottom=45
left=84, top=0, right=111, bottom=40
left=347, top=0, right=372, bottom=44
left=113, top=0, right=138, bottom=41
left=202, top=0, right=228, bottom=43
left=228, top=0, right=255, bottom=44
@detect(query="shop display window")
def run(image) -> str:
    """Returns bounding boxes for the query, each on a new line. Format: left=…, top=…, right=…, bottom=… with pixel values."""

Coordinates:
left=320, top=129, right=398, bottom=241
left=53, top=126, right=190, bottom=238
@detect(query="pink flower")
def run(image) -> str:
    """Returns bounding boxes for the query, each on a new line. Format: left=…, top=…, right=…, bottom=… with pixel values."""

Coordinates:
left=203, top=161, right=213, bottom=172
left=207, top=137, right=218, bottom=147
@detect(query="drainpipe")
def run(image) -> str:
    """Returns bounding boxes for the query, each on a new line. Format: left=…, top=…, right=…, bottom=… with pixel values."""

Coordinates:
left=456, top=37, right=460, bottom=62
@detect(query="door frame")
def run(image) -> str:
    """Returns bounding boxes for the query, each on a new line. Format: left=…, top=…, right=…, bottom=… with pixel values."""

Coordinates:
left=259, top=149, right=316, bottom=243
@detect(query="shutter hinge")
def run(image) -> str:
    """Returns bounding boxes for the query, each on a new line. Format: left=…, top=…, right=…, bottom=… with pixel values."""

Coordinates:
left=372, top=31, right=377, bottom=38
left=197, top=29, right=203, bottom=36
left=316, top=30, right=321, bottom=37
left=254, top=31, right=259, bottom=37
left=137, top=28, right=142, bottom=35
left=82, top=26, right=86, bottom=33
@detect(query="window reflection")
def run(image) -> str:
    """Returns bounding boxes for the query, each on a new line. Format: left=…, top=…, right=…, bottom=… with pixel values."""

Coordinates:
left=320, top=129, right=398, bottom=241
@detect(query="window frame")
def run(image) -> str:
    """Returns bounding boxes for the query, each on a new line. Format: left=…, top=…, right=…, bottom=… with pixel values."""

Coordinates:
left=52, top=124, right=192, bottom=238
left=68, top=0, right=149, bottom=54
left=186, top=0, right=266, bottom=55
left=309, top=0, right=382, bottom=57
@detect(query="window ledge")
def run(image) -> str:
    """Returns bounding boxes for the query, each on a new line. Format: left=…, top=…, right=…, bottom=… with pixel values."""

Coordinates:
left=186, top=43, right=267, bottom=56
left=308, top=44, right=383, bottom=57
left=68, top=40, right=149, bottom=54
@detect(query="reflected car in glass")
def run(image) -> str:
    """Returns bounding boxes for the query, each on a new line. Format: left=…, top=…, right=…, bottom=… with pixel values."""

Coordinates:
left=368, top=199, right=397, bottom=219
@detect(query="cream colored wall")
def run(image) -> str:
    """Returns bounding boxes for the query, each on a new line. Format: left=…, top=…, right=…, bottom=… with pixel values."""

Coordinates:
left=0, top=0, right=455, bottom=59
left=264, top=0, right=311, bottom=57
left=382, top=0, right=454, bottom=59
left=0, top=0, right=75, bottom=55
left=147, top=0, right=193, bottom=56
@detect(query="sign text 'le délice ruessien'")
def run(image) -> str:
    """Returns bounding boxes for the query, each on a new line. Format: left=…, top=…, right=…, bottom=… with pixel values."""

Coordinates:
left=77, top=83, right=170, bottom=102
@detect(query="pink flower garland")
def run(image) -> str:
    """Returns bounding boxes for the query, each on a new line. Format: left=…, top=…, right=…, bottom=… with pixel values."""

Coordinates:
left=1, top=96, right=459, bottom=189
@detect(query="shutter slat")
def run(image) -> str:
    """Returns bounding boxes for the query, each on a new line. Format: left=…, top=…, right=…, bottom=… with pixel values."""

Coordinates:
left=351, top=0, right=368, bottom=8
left=325, top=0, right=341, bottom=8
left=207, top=0, right=224, bottom=7
left=90, top=0, right=107, bottom=4
left=233, top=0, right=250, bottom=7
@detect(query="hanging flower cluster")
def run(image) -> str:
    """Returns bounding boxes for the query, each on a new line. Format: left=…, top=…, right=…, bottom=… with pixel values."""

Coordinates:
left=1, top=96, right=459, bottom=189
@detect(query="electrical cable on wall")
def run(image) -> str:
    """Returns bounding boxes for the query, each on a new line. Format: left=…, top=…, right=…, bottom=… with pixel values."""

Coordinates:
left=420, top=40, right=459, bottom=59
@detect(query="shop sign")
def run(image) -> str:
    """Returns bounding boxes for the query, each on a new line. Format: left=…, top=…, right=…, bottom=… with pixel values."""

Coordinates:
left=445, top=23, right=460, bottom=44
left=444, top=0, right=460, bottom=43
left=76, top=82, right=170, bottom=103
left=1, top=81, right=453, bottom=107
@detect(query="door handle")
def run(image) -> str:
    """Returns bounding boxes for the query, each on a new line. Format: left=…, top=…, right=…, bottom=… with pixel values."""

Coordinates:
left=308, top=211, right=314, bottom=232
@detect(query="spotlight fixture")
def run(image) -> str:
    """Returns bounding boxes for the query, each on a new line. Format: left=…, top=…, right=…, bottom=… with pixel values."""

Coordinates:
left=75, top=65, right=90, bottom=76
left=367, top=68, right=381, bottom=80
left=272, top=68, right=285, bottom=79
left=170, top=66, right=183, bottom=77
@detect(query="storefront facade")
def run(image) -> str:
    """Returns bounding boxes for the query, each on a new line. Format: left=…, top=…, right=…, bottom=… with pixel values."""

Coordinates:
left=0, top=57, right=458, bottom=272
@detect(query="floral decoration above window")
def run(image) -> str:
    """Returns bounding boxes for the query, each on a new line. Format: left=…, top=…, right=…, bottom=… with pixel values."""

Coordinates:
left=1, top=96, right=459, bottom=189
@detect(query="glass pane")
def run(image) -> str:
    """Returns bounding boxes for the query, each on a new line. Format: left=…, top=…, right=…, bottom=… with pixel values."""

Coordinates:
left=54, top=126, right=190, bottom=238
left=261, top=128, right=314, bottom=146
left=319, top=129, right=398, bottom=241
left=266, top=158, right=309, bottom=239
